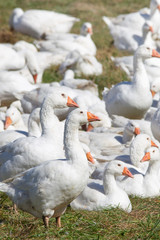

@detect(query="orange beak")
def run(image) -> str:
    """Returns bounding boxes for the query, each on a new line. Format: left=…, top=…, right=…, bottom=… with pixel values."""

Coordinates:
left=151, top=140, right=158, bottom=148
left=157, top=4, right=160, bottom=11
left=4, top=116, right=12, bottom=129
left=152, top=49, right=160, bottom=58
left=122, top=167, right=134, bottom=178
left=67, top=97, right=79, bottom=108
left=86, top=152, right=95, bottom=164
left=134, top=127, right=140, bottom=135
left=141, top=152, right=150, bottom=162
left=87, top=123, right=94, bottom=132
left=33, top=74, right=38, bottom=84
left=87, top=27, right=93, bottom=34
left=151, top=90, right=156, bottom=97
left=149, top=26, right=153, bottom=33
left=87, top=112, right=100, bottom=122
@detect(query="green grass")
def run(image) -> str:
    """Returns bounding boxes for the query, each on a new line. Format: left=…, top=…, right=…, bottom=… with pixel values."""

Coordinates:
left=1, top=0, right=160, bottom=239
left=0, top=193, right=160, bottom=239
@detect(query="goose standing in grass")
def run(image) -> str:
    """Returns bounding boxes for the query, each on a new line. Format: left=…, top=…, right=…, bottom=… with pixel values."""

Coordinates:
left=0, top=89, right=78, bottom=181
left=70, top=160, right=133, bottom=213
left=0, top=109, right=100, bottom=228
left=103, top=45, right=160, bottom=119
left=9, top=8, right=79, bottom=39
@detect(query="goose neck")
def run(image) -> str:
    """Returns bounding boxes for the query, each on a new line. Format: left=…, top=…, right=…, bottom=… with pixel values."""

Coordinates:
left=122, top=129, right=134, bottom=144
left=40, top=99, right=60, bottom=136
left=64, top=118, right=88, bottom=168
left=130, top=141, right=147, bottom=168
left=103, top=171, right=118, bottom=195
left=145, top=160, right=160, bottom=176
left=133, top=55, right=150, bottom=90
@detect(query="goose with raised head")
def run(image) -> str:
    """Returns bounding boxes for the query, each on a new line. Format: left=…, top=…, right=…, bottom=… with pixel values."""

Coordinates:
left=0, top=109, right=100, bottom=228
left=70, top=160, right=133, bottom=213
left=9, top=8, right=79, bottom=39
left=103, top=45, right=160, bottom=119
left=118, top=147, right=160, bottom=198
left=0, top=89, right=79, bottom=181
left=35, top=22, right=96, bottom=57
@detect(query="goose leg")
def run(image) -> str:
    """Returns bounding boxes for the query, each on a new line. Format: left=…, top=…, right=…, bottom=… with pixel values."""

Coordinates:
left=56, top=216, right=61, bottom=227
left=42, top=216, right=49, bottom=228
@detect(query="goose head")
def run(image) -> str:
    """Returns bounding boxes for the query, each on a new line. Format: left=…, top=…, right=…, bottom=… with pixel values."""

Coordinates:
left=66, top=108, right=100, bottom=128
left=80, top=22, right=93, bottom=36
left=43, top=88, right=79, bottom=109
left=141, top=147, right=160, bottom=163
left=124, top=120, right=141, bottom=136
left=104, top=161, right=133, bottom=178
left=135, top=45, right=160, bottom=61
left=150, top=79, right=160, bottom=97
left=4, top=106, right=21, bottom=129
left=130, top=133, right=158, bottom=168
left=9, top=8, right=24, bottom=30
left=143, top=20, right=154, bottom=35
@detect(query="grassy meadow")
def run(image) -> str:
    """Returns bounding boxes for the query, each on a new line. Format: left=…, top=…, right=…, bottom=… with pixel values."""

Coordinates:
left=0, top=0, right=160, bottom=239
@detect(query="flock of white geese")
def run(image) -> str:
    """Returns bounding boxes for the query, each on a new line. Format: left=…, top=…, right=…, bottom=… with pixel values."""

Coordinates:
left=0, top=0, right=160, bottom=229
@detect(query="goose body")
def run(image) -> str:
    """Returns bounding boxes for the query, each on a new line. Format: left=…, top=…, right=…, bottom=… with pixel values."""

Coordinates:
left=35, top=22, right=96, bottom=56
left=9, top=8, right=79, bottom=39
left=0, top=70, right=38, bottom=107
left=118, top=147, right=160, bottom=198
left=103, top=45, right=160, bottom=119
left=0, top=89, right=78, bottom=180
left=71, top=160, right=133, bottom=213
left=0, top=109, right=99, bottom=227
left=59, top=50, right=102, bottom=77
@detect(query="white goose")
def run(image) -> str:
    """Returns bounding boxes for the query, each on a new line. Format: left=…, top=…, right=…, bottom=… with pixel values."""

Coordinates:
left=0, top=108, right=41, bottom=147
left=103, top=45, right=160, bottom=119
left=70, top=160, right=133, bottom=213
left=0, top=109, right=99, bottom=228
left=0, top=70, right=38, bottom=107
left=91, top=133, right=157, bottom=181
left=118, top=147, right=160, bottom=198
left=59, top=50, right=103, bottom=77
left=60, top=70, right=98, bottom=96
left=4, top=106, right=28, bottom=131
left=0, top=89, right=78, bottom=181
left=102, top=18, right=154, bottom=52
left=35, top=22, right=96, bottom=56
left=9, top=8, right=79, bottom=39
left=151, top=103, right=160, bottom=141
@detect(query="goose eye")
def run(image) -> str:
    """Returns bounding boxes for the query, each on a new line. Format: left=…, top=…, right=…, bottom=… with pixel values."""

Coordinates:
left=152, top=85, right=155, bottom=88
left=147, top=137, right=149, bottom=140
left=153, top=150, right=155, bottom=153
left=147, top=47, right=150, bottom=50
left=118, top=164, right=121, bottom=166
left=61, top=93, right=65, bottom=97
left=80, top=111, right=83, bottom=114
